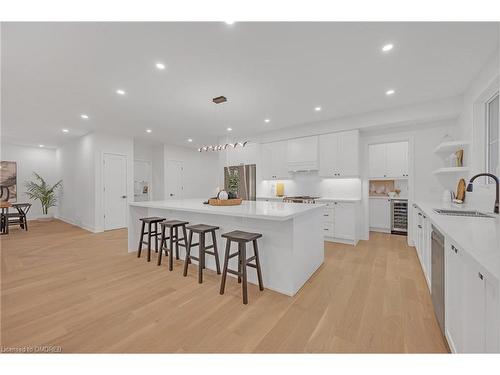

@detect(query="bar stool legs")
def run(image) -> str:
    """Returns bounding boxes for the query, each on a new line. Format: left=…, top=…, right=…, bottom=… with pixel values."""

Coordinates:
left=219, top=230, right=264, bottom=305
left=183, top=224, right=221, bottom=284
left=137, top=221, right=146, bottom=258
left=157, top=220, right=189, bottom=271
left=137, top=217, right=164, bottom=262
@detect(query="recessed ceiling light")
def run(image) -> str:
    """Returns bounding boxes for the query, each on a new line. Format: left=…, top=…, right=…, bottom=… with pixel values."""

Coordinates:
left=116, top=89, right=126, bottom=96
left=227, top=127, right=232, bottom=132
left=62, top=129, right=69, bottom=133
left=382, top=43, right=394, bottom=52
left=264, top=118, right=270, bottom=123
left=225, top=21, right=235, bottom=25
left=315, top=106, right=322, bottom=112
left=386, top=89, right=395, bottom=96
left=155, top=62, right=166, bottom=70
left=38, top=144, right=44, bottom=148
left=187, top=138, right=193, bottom=142
left=80, top=114, right=89, bottom=119
left=146, top=129, right=152, bottom=133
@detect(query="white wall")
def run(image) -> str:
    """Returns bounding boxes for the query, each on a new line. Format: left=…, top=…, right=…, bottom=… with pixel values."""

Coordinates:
left=56, top=133, right=96, bottom=231
left=1, top=142, right=60, bottom=219
left=164, top=144, right=219, bottom=199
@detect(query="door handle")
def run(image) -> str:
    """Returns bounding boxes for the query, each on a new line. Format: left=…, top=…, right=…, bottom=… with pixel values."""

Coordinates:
left=170, top=193, right=174, bottom=197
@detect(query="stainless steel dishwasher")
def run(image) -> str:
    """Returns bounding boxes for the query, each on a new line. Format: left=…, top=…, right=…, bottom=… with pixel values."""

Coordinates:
left=431, top=225, right=445, bottom=336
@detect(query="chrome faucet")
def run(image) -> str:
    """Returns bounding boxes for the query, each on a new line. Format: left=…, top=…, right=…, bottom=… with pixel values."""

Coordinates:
left=466, top=173, right=499, bottom=214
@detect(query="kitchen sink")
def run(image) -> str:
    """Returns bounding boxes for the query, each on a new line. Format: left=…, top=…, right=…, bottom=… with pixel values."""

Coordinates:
left=433, top=209, right=495, bottom=218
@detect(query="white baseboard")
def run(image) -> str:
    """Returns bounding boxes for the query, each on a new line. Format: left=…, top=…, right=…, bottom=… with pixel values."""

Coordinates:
left=324, top=238, right=358, bottom=246
left=55, top=215, right=99, bottom=233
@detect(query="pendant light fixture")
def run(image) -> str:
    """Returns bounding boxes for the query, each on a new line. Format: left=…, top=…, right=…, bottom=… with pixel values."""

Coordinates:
left=198, top=95, right=250, bottom=152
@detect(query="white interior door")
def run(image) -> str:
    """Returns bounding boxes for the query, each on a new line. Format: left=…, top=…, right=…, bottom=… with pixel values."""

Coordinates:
left=166, top=160, right=184, bottom=199
left=104, top=153, right=128, bottom=230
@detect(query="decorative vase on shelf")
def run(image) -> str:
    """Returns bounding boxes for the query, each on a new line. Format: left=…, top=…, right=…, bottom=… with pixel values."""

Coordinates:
left=217, top=190, right=229, bottom=200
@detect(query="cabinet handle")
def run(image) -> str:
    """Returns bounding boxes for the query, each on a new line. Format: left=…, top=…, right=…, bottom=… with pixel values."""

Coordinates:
left=334, top=202, right=337, bottom=205
left=478, top=272, right=484, bottom=280
left=417, top=225, right=422, bottom=228
left=423, top=215, right=426, bottom=219
left=323, top=214, right=329, bottom=217
left=418, top=213, right=422, bottom=216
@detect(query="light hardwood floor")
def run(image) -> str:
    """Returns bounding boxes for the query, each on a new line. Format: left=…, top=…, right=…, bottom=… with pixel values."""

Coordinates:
left=1, top=220, right=449, bottom=353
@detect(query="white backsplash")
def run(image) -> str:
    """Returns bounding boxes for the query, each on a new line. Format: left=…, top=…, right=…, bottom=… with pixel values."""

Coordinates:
left=259, top=173, right=361, bottom=199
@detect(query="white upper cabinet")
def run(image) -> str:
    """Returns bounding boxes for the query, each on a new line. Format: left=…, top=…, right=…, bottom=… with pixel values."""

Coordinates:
left=319, top=130, right=359, bottom=177
left=386, top=141, right=409, bottom=177
left=261, top=141, right=290, bottom=180
left=368, top=144, right=388, bottom=178
left=287, top=136, right=318, bottom=171
left=369, top=141, right=408, bottom=178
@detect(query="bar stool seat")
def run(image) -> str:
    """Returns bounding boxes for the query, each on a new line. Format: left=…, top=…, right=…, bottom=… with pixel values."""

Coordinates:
left=137, top=217, right=165, bottom=262
left=220, top=230, right=264, bottom=304
left=183, top=223, right=221, bottom=283
left=221, top=230, right=262, bottom=242
left=158, top=220, right=189, bottom=270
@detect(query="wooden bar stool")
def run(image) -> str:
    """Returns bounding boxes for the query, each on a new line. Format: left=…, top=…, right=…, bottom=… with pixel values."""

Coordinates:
left=183, top=224, right=221, bottom=283
left=137, top=217, right=165, bottom=262
left=158, top=220, right=189, bottom=271
left=220, top=230, right=264, bottom=305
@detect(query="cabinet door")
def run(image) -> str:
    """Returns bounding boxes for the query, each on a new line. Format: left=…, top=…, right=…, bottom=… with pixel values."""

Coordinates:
left=445, top=241, right=465, bottom=353
left=318, top=133, right=339, bottom=177
left=369, top=198, right=390, bottom=230
left=287, top=136, right=318, bottom=164
left=463, top=260, right=486, bottom=353
left=337, top=130, right=359, bottom=176
left=386, top=141, right=408, bottom=177
left=261, top=143, right=274, bottom=180
left=273, top=140, right=290, bottom=179
left=485, top=276, right=499, bottom=352
left=368, top=144, right=387, bottom=178
left=333, top=202, right=355, bottom=240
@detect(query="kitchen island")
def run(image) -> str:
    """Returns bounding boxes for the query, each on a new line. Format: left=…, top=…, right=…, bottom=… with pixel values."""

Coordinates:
left=128, top=199, right=325, bottom=296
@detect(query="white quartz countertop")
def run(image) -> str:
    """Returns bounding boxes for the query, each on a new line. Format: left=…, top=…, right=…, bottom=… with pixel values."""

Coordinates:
left=257, top=196, right=361, bottom=202
left=130, top=199, right=324, bottom=221
left=415, top=201, right=500, bottom=280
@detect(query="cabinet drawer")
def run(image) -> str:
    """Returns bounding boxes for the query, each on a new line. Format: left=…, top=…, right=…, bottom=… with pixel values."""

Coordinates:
left=323, top=208, right=334, bottom=222
left=323, top=223, right=334, bottom=235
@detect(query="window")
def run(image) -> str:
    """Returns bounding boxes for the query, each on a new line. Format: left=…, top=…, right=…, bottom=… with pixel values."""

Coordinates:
left=486, top=93, right=499, bottom=179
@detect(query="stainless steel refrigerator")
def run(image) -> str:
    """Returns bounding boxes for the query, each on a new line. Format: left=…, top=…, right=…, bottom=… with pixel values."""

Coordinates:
left=224, top=164, right=256, bottom=201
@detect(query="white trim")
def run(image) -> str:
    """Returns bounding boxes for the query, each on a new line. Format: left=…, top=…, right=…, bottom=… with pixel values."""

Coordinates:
left=55, top=214, right=99, bottom=233
left=485, top=91, right=499, bottom=180
left=471, top=75, right=499, bottom=181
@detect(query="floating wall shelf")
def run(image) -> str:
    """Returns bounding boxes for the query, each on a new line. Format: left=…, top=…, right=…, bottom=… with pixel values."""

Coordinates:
left=432, top=167, right=470, bottom=175
left=433, top=140, right=470, bottom=154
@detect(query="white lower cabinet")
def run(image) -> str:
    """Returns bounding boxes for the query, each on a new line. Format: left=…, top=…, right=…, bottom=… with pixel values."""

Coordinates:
left=445, top=239, right=499, bottom=353
left=412, top=205, right=499, bottom=353
left=369, top=198, right=390, bottom=232
left=322, top=201, right=357, bottom=245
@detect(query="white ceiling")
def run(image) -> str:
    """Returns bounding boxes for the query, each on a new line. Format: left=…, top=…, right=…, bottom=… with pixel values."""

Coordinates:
left=1, top=22, right=498, bottom=149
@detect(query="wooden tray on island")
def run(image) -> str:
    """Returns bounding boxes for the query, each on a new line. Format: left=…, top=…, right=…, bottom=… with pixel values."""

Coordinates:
left=208, top=198, right=243, bottom=206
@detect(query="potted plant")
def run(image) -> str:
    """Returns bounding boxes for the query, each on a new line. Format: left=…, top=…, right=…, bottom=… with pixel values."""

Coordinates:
left=227, top=172, right=240, bottom=199
left=25, top=172, right=62, bottom=220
